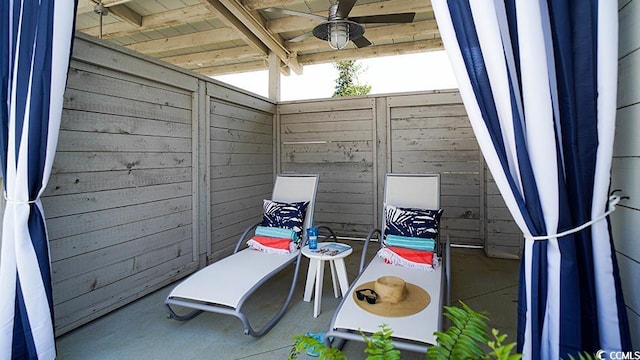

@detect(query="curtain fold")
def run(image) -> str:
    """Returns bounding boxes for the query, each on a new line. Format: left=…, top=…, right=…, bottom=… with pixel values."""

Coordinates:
left=0, top=1, right=77, bottom=359
left=432, top=1, right=631, bottom=358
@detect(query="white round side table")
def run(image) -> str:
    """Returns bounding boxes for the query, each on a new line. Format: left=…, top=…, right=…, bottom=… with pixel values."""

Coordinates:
left=301, top=242, right=352, bottom=318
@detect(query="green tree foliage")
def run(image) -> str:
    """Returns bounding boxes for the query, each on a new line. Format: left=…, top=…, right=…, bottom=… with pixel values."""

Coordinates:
left=332, top=60, right=372, bottom=97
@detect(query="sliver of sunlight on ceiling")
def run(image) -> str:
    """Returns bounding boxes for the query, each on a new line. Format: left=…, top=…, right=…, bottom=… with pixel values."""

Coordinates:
left=212, top=51, right=458, bottom=101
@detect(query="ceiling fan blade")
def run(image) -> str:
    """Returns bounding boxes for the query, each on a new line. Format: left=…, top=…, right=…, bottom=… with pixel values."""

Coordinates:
left=352, top=36, right=372, bottom=48
left=287, top=31, right=314, bottom=43
left=336, top=0, right=357, bottom=18
left=349, top=12, right=415, bottom=24
left=263, top=7, right=326, bottom=21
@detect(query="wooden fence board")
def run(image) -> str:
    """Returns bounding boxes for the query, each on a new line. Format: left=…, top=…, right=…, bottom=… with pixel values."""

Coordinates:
left=282, top=119, right=372, bottom=133
left=278, top=97, right=374, bottom=114
left=281, top=130, right=373, bottom=142
left=62, top=109, right=192, bottom=137
left=57, top=130, right=191, bottom=153
left=52, top=212, right=192, bottom=282
left=51, top=151, right=191, bottom=173
left=391, top=127, right=476, bottom=140
left=386, top=90, right=462, bottom=107
left=211, top=178, right=272, bottom=200
left=211, top=163, right=273, bottom=178
left=390, top=104, right=468, bottom=118
left=211, top=115, right=273, bottom=135
left=69, top=60, right=194, bottom=108
left=280, top=109, right=373, bottom=123
left=211, top=153, right=273, bottom=166
left=72, top=35, right=198, bottom=91
left=212, top=101, right=274, bottom=124
left=66, top=67, right=192, bottom=110
left=211, top=140, right=273, bottom=154
left=211, top=127, right=273, bottom=144
left=54, top=254, right=196, bottom=335
left=391, top=116, right=470, bottom=129
left=211, top=173, right=274, bottom=191
left=43, top=182, right=191, bottom=217
left=53, top=228, right=192, bottom=304
left=47, top=197, right=191, bottom=239
left=46, top=168, right=190, bottom=196
left=207, top=82, right=275, bottom=113
left=64, top=88, right=191, bottom=123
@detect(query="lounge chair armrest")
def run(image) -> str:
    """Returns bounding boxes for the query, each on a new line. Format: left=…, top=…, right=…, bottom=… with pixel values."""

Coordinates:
left=359, top=228, right=381, bottom=274
left=234, top=221, right=262, bottom=253
left=316, top=225, right=338, bottom=243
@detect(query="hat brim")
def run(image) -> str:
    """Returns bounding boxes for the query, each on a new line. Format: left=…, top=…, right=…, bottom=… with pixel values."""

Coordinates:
left=353, top=280, right=431, bottom=317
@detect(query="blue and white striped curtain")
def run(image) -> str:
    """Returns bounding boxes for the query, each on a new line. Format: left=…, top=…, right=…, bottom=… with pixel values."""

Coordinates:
left=1, top=1, right=76, bottom=359
left=432, top=1, right=631, bottom=359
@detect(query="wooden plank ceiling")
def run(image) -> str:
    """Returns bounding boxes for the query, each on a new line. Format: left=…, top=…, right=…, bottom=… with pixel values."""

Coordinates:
left=75, top=0, right=442, bottom=76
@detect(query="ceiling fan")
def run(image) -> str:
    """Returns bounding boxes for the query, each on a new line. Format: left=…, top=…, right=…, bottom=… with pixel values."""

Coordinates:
left=264, top=0, right=415, bottom=50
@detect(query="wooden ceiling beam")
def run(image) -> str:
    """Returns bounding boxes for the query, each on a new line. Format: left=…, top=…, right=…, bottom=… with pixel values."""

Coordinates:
left=194, top=60, right=267, bottom=76
left=77, top=0, right=141, bottom=28
left=242, top=0, right=306, bottom=10
left=267, top=0, right=430, bottom=33
left=79, top=5, right=214, bottom=38
left=202, top=1, right=270, bottom=57
left=126, top=28, right=241, bottom=56
left=77, top=0, right=98, bottom=14
left=194, top=58, right=291, bottom=76
left=77, top=0, right=136, bottom=14
left=107, top=4, right=142, bottom=27
left=297, top=39, right=444, bottom=66
left=205, top=0, right=302, bottom=74
left=193, top=39, right=444, bottom=76
left=288, top=20, right=439, bottom=52
left=161, top=46, right=261, bottom=68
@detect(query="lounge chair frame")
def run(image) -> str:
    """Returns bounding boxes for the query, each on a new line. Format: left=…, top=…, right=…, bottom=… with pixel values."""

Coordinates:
left=165, top=174, right=320, bottom=337
left=325, top=173, right=451, bottom=353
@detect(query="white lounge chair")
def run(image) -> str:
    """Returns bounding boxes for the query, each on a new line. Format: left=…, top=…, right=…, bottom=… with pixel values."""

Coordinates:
left=325, top=173, right=451, bottom=353
left=165, top=174, right=321, bottom=337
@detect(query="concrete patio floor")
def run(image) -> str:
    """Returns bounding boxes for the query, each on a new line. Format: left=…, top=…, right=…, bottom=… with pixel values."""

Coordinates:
left=55, top=241, right=520, bottom=359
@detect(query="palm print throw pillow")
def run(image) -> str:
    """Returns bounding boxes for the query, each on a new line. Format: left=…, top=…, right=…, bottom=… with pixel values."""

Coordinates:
left=383, top=204, right=443, bottom=239
left=261, top=199, right=309, bottom=238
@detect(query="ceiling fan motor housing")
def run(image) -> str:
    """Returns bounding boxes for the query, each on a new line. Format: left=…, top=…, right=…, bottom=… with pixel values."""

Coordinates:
left=93, top=4, right=108, bottom=16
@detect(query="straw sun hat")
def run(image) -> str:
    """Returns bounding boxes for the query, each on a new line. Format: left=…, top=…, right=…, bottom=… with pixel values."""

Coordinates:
left=352, top=276, right=430, bottom=317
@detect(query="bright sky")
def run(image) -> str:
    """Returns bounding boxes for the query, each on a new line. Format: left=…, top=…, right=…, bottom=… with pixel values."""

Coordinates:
left=213, top=51, right=458, bottom=101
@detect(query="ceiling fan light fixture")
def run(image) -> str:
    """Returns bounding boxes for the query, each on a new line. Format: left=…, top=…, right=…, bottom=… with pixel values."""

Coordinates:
left=328, top=22, right=349, bottom=50
left=313, top=20, right=364, bottom=50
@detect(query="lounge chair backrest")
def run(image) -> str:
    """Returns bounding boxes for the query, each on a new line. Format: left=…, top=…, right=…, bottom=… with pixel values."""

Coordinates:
left=272, top=174, right=319, bottom=242
left=382, top=173, right=441, bottom=235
